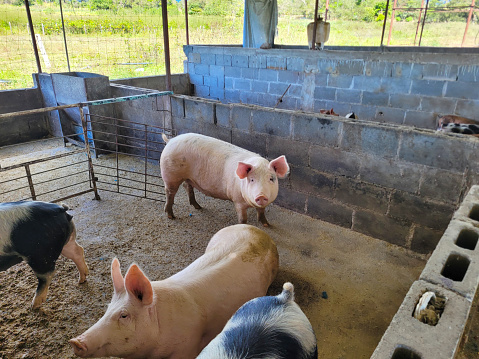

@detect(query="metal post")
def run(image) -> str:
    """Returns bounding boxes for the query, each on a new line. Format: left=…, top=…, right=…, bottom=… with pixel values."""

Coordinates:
left=144, top=123, right=148, bottom=198
left=414, top=0, right=425, bottom=46
left=185, top=0, right=189, bottom=45
left=24, top=0, right=42, bottom=73
left=311, top=0, right=319, bottom=50
left=25, top=164, right=37, bottom=200
left=387, top=0, right=398, bottom=45
left=79, top=105, right=101, bottom=200
left=418, top=0, right=430, bottom=47
left=161, top=0, right=172, bottom=91
left=462, top=0, right=475, bottom=47
left=58, top=0, right=71, bottom=72
left=380, top=0, right=390, bottom=47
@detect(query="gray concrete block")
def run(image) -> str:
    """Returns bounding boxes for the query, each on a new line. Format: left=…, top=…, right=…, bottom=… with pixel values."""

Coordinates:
left=451, top=185, right=479, bottom=228
left=411, top=226, right=443, bottom=254
left=420, top=219, right=479, bottom=301
left=209, top=87, right=224, bottom=101
left=194, top=63, right=210, bottom=76
left=251, top=108, right=292, bottom=137
left=411, top=79, right=445, bottom=97
left=457, top=65, right=478, bottom=82
left=286, top=57, right=304, bottom=71
left=336, top=60, right=364, bottom=76
left=201, top=122, right=232, bottom=143
left=292, top=113, right=341, bottom=147
left=456, top=99, right=479, bottom=119
left=251, top=80, right=269, bottom=93
left=290, top=165, right=335, bottom=198
left=364, top=61, right=387, bottom=77
left=375, top=106, right=406, bottom=125
left=287, top=84, right=302, bottom=98
left=188, top=73, right=204, bottom=86
left=380, top=77, right=411, bottom=94
left=398, top=132, right=472, bottom=172
left=278, top=70, right=304, bottom=84
left=200, top=53, right=216, bottom=65
left=422, top=63, right=458, bottom=81
left=173, top=116, right=203, bottom=135
left=239, top=91, right=259, bottom=106
left=275, top=96, right=298, bottom=110
left=310, top=145, right=361, bottom=178
left=336, top=88, right=361, bottom=104
left=225, top=77, right=234, bottom=89
left=341, top=122, right=399, bottom=158
left=314, top=86, right=336, bottom=101
left=232, top=55, right=249, bottom=68
left=420, top=96, right=456, bottom=114
left=410, top=63, right=425, bottom=79
left=195, top=85, right=210, bottom=98
left=248, top=55, right=267, bottom=69
left=389, top=93, right=421, bottom=110
left=389, top=191, right=454, bottom=231
left=314, top=73, right=328, bottom=86
left=352, top=75, right=383, bottom=92
left=349, top=104, right=377, bottom=121
left=225, top=66, right=241, bottom=78
left=335, top=177, right=389, bottom=213
left=267, top=136, right=309, bottom=167
left=234, top=78, right=252, bottom=91
left=419, top=168, right=463, bottom=204
left=203, top=76, right=218, bottom=88
left=242, top=67, right=259, bottom=80
left=317, top=59, right=337, bottom=74
left=371, top=280, right=472, bottom=359
left=210, top=65, right=225, bottom=79
left=362, top=91, right=389, bottom=106
left=184, top=97, right=215, bottom=124
left=445, top=81, right=479, bottom=100
left=188, top=52, right=201, bottom=63
left=231, top=105, right=252, bottom=131
left=215, top=103, right=231, bottom=128
left=216, top=54, right=232, bottom=66
left=353, top=210, right=409, bottom=246
left=270, top=82, right=292, bottom=96
left=307, top=195, right=353, bottom=227
left=403, top=110, right=437, bottom=129
left=170, top=95, right=185, bottom=118
left=267, top=56, right=287, bottom=70
left=258, top=68, right=278, bottom=82
left=327, top=74, right=353, bottom=89
left=274, top=185, right=307, bottom=214
left=391, top=62, right=413, bottom=78
left=231, top=129, right=267, bottom=157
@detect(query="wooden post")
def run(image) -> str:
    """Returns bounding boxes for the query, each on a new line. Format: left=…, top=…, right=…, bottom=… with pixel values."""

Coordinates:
left=462, top=0, right=476, bottom=47
left=311, top=0, right=319, bottom=50
left=387, top=0, right=398, bottom=46
left=185, top=0, right=189, bottom=45
left=24, top=0, right=42, bottom=73
left=380, top=0, right=390, bottom=47
left=414, top=0, right=425, bottom=46
left=161, top=0, right=172, bottom=91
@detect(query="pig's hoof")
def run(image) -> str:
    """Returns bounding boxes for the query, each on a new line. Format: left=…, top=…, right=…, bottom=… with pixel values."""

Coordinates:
left=192, top=203, right=202, bottom=210
left=262, top=222, right=270, bottom=227
left=167, top=214, right=176, bottom=219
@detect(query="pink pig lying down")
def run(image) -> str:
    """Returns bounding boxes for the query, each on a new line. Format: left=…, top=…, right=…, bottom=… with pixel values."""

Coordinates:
left=70, top=224, right=279, bottom=359
left=160, top=133, right=290, bottom=227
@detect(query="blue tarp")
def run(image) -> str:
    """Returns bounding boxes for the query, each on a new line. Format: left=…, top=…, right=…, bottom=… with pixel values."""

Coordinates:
left=243, top=0, right=278, bottom=48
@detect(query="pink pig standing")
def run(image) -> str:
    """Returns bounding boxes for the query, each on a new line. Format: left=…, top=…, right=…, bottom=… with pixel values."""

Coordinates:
left=70, top=224, right=279, bottom=359
left=160, top=133, right=290, bottom=226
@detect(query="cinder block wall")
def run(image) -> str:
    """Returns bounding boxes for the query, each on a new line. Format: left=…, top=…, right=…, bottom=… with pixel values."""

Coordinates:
left=170, top=94, right=479, bottom=254
left=0, top=87, right=49, bottom=146
left=183, top=45, right=479, bottom=130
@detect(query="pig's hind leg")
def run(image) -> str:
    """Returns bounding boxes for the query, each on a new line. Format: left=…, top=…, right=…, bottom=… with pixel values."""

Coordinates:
left=184, top=181, right=202, bottom=210
left=61, top=223, right=89, bottom=284
left=164, top=180, right=182, bottom=219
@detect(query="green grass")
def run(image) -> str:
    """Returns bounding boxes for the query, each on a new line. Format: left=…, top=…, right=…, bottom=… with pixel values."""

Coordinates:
left=1, top=3, right=478, bottom=90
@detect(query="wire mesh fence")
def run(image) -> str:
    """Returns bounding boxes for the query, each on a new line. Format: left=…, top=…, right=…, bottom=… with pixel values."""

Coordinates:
left=1, top=0, right=478, bottom=91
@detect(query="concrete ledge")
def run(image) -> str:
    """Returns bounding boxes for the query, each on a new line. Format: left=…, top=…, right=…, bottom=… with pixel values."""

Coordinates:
left=371, top=280, right=471, bottom=359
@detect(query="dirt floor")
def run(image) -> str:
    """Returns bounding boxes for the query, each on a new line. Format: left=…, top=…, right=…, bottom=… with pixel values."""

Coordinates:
left=0, top=139, right=475, bottom=359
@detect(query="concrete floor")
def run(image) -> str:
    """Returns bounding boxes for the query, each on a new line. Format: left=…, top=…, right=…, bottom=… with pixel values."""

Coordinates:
left=0, top=138, right=427, bottom=358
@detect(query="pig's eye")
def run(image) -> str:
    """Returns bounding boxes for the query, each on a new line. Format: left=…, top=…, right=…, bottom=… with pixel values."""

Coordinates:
left=120, top=312, right=129, bottom=319
left=250, top=178, right=254, bottom=183
left=270, top=176, right=275, bottom=182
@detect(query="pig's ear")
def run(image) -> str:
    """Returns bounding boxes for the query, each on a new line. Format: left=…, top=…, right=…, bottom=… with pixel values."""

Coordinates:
left=236, top=162, right=253, bottom=179
left=111, top=258, right=125, bottom=294
left=269, top=156, right=290, bottom=178
left=125, top=264, right=154, bottom=306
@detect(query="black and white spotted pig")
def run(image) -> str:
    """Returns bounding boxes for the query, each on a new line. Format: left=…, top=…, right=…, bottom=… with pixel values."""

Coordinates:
left=0, top=201, right=89, bottom=309
left=196, top=282, right=318, bottom=359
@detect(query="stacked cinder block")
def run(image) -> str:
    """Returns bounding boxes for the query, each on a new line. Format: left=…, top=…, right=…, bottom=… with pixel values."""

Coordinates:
left=183, top=45, right=479, bottom=131
left=371, top=185, right=479, bottom=359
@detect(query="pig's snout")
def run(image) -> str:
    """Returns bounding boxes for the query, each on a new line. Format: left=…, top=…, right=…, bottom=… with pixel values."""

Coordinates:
left=70, top=337, right=89, bottom=357
left=255, top=195, right=268, bottom=207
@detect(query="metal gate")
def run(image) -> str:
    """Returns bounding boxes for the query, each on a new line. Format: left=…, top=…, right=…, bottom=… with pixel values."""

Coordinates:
left=0, top=91, right=174, bottom=204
